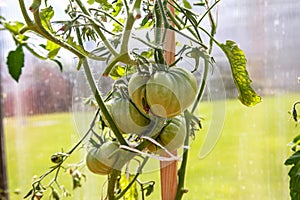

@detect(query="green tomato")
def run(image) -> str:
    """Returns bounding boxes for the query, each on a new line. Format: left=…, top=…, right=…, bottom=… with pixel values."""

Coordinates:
left=146, top=67, right=197, bottom=118
left=108, top=97, right=151, bottom=135
left=128, top=73, right=150, bottom=114
left=86, top=142, right=120, bottom=175
left=159, top=116, right=186, bottom=151
left=147, top=116, right=186, bottom=153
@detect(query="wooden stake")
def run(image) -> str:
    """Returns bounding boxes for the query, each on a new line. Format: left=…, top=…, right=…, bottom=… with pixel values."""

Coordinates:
left=160, top=150, right=178, bottom=200
left=160, top=2, right=177, bottom=199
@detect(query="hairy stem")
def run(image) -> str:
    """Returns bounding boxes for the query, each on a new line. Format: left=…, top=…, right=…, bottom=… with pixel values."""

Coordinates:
left=120, top=0, right=142, bottom=54
left=191, top=59, right=209, bottom=113
left=18, top=0, right=33, bottom=25
left=82, top=58, right=128, bottom=146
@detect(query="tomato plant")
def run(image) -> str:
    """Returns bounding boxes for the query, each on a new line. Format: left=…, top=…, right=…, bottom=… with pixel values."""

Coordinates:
left=0, top=0, right=262, bottom=199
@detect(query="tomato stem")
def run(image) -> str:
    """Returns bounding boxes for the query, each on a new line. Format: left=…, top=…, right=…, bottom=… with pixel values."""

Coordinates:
left=82, top=58, right=129, bottom=146
left=191, top=59, right=210, bottom=113
left=175, top=110, right=190, bottom=200
left=18, top=0, right=33, bottom=26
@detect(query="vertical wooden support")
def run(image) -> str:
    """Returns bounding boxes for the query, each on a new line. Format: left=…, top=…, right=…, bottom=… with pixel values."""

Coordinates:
left=160, top=2, right=177, bottom=200
left=160, top=151, right=177, bottom=200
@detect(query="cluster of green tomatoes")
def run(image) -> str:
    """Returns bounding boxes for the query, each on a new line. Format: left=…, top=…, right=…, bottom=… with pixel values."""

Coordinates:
left=86, top=64, right=198, bottom=175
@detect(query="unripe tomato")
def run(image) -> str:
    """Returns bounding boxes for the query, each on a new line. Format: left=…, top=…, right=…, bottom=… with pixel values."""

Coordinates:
left=86, top=142, right=120, bottom=175
left=146, top=67, right=197, bottom=118
left=128, top=73, right=150, bottom=114
left=107, top=97, right=151, bottom=135
left=147, top=116, right=186, bottom=152
left=159, top=116, right=186, bottom=151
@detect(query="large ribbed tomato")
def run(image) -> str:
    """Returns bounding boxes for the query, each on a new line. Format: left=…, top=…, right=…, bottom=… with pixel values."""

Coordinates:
left=107, top=97, right=151, bottom=135
left=146, top=67, right=197, bottom=118
left=86, top=142, right=120, bottom=175
left=128, top=72, right=150, bottom=114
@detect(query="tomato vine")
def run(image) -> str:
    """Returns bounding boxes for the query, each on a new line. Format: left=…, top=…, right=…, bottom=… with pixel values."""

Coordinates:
left=0, top=0, right=261, bottom=199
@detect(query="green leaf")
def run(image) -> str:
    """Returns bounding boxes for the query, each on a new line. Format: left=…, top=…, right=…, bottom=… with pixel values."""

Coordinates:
left=87, top=0, right=95, bottom=4
left=95, top=0, right=113, bottom=11
left=285, top=151, right=300, bottom=166
left=145, top=183, right=154, bottom=196
left=112, top=18, right=124, bottom=33
left=119, top=174, right=138, bottom=200
left=6, top=45, right=25, bottom=82
left=46, top=40, right=61, bottom=59
left=110, top=65, right=126, bottom=80
left=183, top=0, right=192, bottom=9
left=40, top=6, right=54, bottom=32
left=285, top=151, right=300, bottom=200
left=112, top=0, right=123, bottom=17
left=2, top=21, right=24, bottom=35
left=1, top=20, right=28, bottom=42
left=220, top=40, right=261, bottom=106
left=141, top=49, right=153, bottom=58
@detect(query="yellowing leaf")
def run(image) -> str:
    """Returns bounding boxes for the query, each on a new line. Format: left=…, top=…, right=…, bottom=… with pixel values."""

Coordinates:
left=119, top=174, right=138, bottom=200
left=46, top=40, right=61, bottom=59
left=220, top=40, right=261, bottom=106
left=110, top=65, right=125, bottom=80
left=40, top=6, right=54, bottom=32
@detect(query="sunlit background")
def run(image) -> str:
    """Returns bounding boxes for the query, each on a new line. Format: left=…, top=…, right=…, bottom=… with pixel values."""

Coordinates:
left=1, top=0, right=300, bottom=199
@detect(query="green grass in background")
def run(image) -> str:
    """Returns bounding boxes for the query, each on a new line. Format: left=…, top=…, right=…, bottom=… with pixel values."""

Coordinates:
left=3, top=93, right=299, bottom=199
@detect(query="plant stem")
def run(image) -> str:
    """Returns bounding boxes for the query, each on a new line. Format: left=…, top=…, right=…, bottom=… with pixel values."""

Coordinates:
left=197, top=0, right=220, bottom=26
left=175, top=110, right=190, bottom=200
left=166, top=9, right=182, bottom=29
left=81, top=58, right=128, bottom=146
left=204, top=0, right=217, bottom=54
left=107, top=169, right=121, bottom=200
left=198, top=26, right=221, bottom=47
left=156, top=0, right=169, bottom=42
left=18, top=0, right=33, bottom=25
left=191, top=59, right=209, bottom=113
left=115, top=157, right=149, bottom=199
left=154, top=1, right=162, bottom=45
left=68, top=109, right=101, bottom=155
left=120, top=0, right=142, bottom=54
